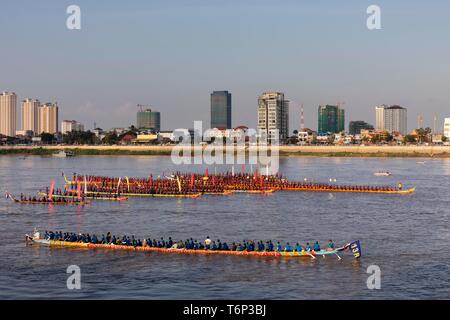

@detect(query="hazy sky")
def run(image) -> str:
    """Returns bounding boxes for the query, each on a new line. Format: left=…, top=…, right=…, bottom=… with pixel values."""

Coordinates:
left=1, top=0, right=449, bottom=132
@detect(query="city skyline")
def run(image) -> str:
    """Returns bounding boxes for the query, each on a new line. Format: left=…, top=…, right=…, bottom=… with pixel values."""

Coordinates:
left=3, top=88, right=450, bottom=138
left=1, top=1, right=449, bottom=131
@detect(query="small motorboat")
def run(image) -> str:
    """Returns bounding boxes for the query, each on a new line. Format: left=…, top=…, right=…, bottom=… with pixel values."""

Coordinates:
left=373, top=171, right=391, bottom=176
left=53, top=150, right=75, bottom=158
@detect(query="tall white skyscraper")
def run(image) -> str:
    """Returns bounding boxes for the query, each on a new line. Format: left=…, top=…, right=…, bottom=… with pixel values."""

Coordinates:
left=257, top=92, right=289, bottom=142
left=22, top=98, right=40, bottom=134
left=375, top=104, right=388, bottom=131
left=444, top=118, right=450, bottom=139
left=0, top=92, right=17, bottom=137
left=375, top=104, right=407, bottom=135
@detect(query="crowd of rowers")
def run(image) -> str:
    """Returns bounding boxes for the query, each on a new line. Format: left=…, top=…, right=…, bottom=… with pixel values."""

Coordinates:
left=42, top=188, right=122, bottom=199
left=69, top=172, right=402, bottom=194
left=43, top=231, right=336, bottom=252
left=18, top=193, right=86, bottom=203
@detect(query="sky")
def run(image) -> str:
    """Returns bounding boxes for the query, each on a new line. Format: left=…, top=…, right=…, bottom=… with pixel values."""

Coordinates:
left=1, top=0, right=449, bottom=132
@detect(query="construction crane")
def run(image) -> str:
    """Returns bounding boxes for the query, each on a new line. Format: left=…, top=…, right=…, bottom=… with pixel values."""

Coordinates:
left=137, top=104, right=152, bottom=112
left=300, top=103, right=305, bottom=131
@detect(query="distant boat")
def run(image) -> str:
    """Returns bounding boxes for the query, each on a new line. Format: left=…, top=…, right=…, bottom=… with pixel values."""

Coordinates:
left=374, top=171, right=391, bottom=176
left=417, top=161, right=426, bottom=165
left=53, top=150, right=74, bottom=158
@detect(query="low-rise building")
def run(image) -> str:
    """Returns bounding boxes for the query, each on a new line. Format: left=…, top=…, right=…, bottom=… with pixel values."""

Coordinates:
left=134, top=133, right=158, bottom=144
left=61, top=120, right=84, bottom=134
left=297, top=128, right=317, bottom=145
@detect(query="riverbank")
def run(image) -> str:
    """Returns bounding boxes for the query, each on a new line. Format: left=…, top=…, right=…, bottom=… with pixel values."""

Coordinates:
left=1, top=145, right=450, bottom=157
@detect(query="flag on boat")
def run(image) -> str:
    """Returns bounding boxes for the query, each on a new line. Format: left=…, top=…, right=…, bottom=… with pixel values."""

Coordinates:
left=77, top=181, right=82, bottom=200
left=349, top=240, right=361, bottom=259
left=125, top=176, right=130, bottom=192
left=190, top=173, right=195, bottom=188
left=176, top=176, right=182, bottom=192
left=117, top=177, right=122, bottom=192
left=48, top=179, right=55, bottom=201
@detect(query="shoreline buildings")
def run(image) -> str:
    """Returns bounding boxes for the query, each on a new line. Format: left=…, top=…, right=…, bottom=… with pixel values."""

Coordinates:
left=318, top=105, right=345, bottom=134
left=0, top=92, right=17, bottom=137
left=375, top=105, right=407, bottom=135
left=137, top=108, right=161, bottom=132
left=61, top=120, right=84, bottom=134
left=210, top=91, right=232, bottom=129
left=21, top=99, right=59, bottom=135
left=257, top=92, right=289, bottom=142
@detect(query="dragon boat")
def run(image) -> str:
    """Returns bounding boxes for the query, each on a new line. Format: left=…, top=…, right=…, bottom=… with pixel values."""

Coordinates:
left=279, top=186, right=416, bottom=195
left=7, top=196, right=90, bottom=205
left=37, top=192, right=128, bottom=201
left=26, top=236, right=362, bottom=260
left=67, top=190, right=202, bottom=198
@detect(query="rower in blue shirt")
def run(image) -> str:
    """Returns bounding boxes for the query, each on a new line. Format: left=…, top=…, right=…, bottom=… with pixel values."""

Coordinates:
left=313, top=241, right=321, bottom=252
left=285, top=242, right=292, bottom=252
left=276, top=242, right=282, bottom=252
left=305, top=242, right=312, bottom=251
left=268, top=241, right=274, bottom=252
left=295, top=243, right=302, bottom=252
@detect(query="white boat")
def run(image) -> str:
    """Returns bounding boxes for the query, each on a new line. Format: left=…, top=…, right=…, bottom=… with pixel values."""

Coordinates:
left=53, top=150, right=74, bottom=158
left=374, top=171, right=391, bottom=176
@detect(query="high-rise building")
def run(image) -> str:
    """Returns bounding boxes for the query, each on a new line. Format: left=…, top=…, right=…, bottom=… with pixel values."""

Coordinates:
left=22, top=98, right=40, bottom=134
left=318, top=105, right=345, bottom=134
left=375, top=104, right=388, bottom=131
left=210, top=91, right=232, bottom=129
left=61, top=120, right=84, bottom=134
left=0, top=92, right=17, bottom=137
left=137, top=109, right=161, bottom=132
left=257, top=92, right=289, bottom=142
left=444, top=118, right=450, bottom=139
left=39, top=103, right=59, bottom=134
left=349, top=121, right=374, bottom=135
left=375, top=105, right=407, bottom=135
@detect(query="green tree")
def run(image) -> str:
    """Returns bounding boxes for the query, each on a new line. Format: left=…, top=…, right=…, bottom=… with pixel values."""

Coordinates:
left=102, top=131, right=119, bottom=145
left=40, top=132, right=55, bottom=144
left=403, top=134, right=416, bottom=144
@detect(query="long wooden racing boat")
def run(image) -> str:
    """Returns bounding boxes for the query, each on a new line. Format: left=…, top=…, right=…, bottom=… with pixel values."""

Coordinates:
left=26, top=237, right=360, bottom=260
left=13, top=199, right=90, bottom=205
left=67, top=190, right=202, bottom=198
left=228, top=189, right=275, bottom=194
left=280, top=186, right=416, bottom=195
left=38, top=192, right=128, bottom=201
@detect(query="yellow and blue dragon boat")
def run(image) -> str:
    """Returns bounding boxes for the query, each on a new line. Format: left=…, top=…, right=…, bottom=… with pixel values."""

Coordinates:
left=26, top=235, right=361, bottom=260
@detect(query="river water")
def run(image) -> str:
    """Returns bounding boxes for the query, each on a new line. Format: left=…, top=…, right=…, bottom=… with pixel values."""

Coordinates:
left=0, top=155, right=449, bottom=299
